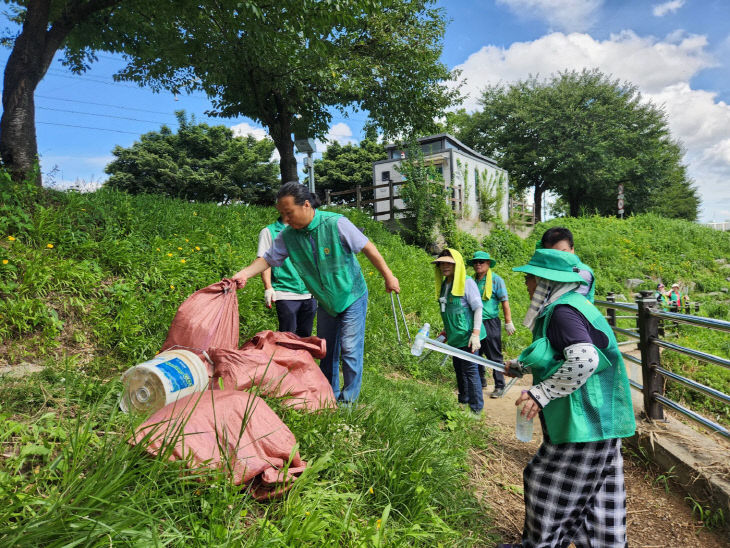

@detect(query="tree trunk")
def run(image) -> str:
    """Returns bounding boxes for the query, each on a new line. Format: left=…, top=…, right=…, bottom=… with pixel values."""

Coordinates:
left=533, top=184, right=543, bottom=223
left=0, top=0, right=121, bottom=185
left=0, top=1, right=57, bottom=185
left=568, top=195, right=581, bottom=217
left=268, top=113, right=298, bottom=184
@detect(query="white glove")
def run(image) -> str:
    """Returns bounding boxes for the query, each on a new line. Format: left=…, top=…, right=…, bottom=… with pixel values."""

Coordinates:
left=505, top=321, right=516, bottom=335
left=468, top=332, right=482, bottom=352
left=264, top=288, right=276, bottom=308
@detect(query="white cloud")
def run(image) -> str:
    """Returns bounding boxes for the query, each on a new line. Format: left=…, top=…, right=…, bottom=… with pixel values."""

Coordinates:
left=652, top=0, right=685, bottom=17
left=496, top=0, right=603, bottom=32
left=230, top=122, right=269, bottom=141
left=453, top=30, right=727, bottom=221
left=325, top=122, right=357, bottom=146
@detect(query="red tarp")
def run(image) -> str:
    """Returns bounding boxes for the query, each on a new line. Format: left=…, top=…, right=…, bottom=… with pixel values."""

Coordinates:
left=211, top=330, right=335, bottom=411
left=132, top=390, right=307, bottom=500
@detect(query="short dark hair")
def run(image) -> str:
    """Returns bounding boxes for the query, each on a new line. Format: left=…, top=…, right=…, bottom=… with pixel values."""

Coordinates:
left=541, top=227, right=574, bottom=249
left=276, top=181, right=321, bottom=208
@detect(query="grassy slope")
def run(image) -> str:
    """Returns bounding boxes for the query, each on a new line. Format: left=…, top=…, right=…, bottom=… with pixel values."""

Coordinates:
left=1, top=188, right=728, bottom=544
left=0, top=189, right=495, bottom=546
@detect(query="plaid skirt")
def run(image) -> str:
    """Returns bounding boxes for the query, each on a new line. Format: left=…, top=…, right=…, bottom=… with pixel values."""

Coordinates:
left=522, top=438, right=627, bottom=548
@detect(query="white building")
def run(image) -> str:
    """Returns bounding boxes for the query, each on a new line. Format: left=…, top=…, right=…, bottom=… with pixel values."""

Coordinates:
left=372, top=134, right=509, bottom=224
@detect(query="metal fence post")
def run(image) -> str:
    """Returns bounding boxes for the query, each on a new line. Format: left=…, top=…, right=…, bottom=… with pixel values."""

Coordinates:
left=356, top=185, right=362, bottom=210
left=636, top=290, right=665, bottom=420
left=325, top=189, right=331, bottom=206
left=606, top=292, right=616, bottom=327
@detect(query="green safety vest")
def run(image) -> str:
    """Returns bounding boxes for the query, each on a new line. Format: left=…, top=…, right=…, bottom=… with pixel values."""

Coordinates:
left=266, top=221, right=309, bottom=294
left=576, top=259, right=596, bottom=303
left=439, top=278, right=487, bottom=348
left=518, top=292, right=635, bottom=444
left=475, top=272, right=504, bottom=320
left=282, top=210, right=367, bottom=316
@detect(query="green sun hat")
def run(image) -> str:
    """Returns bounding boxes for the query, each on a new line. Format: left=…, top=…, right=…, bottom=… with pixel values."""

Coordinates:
left=466, top=251, right=496, bottom=267
left=512, top=248, right=587, bottom=284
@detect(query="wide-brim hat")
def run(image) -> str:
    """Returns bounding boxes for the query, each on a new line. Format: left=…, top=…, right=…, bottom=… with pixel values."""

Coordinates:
left=467, top=251, right=496, bottom=267
left=513, top=249, right=587, bottom=284
left=671, top=283, right=680, bottom=288
left=431, top=255, right=456, bottom=264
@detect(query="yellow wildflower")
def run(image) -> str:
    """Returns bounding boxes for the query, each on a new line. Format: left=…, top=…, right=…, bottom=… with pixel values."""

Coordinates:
left=376, top=519, right=382, bottom=529
left=81, top=208, right=86, bottom=211
left=193, top=212, right=198, bottom=216
left=46, top=243, right=54, bottom=249
left=305, top=511, right=310, bottom=516
left=167, top=253, right=173, bottom=257
left=368, top=486, right=373, bottom=494
left=170, top=285, right=175, bottom=290
left=156, top=248, right=160, bottom=251
left=185, top=238, right=189, bottom=242
left=195, top=246, right=201, bottom=251
left=177, top=247, right=182, bottom=250
left=7, top=236, right=16, bottom=241
left=2, top=260, right=8, bottom=265
left=180, top=259, right=186, bottom=263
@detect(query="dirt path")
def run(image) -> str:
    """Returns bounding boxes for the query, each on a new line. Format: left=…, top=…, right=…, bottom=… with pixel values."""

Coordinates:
left=471, top=377, right=729, bottom=547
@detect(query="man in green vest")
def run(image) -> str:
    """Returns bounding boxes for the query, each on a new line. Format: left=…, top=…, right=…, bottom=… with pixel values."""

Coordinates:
left=498, top=248, right=635, bottom=548
left=257, top=217, right=317, bottom=337
left=540, top=226, right=596, bottom=302
left=467, top=251, right=515, bottom=399
left=232, top=182, right=399, bottom=404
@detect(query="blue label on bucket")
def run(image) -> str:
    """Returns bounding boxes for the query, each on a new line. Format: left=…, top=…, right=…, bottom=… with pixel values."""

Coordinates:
left=155, top=358, right=194, bottom=392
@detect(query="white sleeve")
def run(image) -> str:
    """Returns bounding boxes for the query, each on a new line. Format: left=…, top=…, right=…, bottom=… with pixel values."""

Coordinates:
left=528, top=343, right=600, bottom=408
left=472, top=307, right=482, bottom=332
left=256, top=227, right=273, bottom=258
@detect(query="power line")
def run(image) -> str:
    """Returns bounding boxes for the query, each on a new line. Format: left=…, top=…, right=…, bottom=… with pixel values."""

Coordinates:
left=37, top=106, right=168, bottom=125
left=36, top=94, right=179, bottom=116
left=37, top=121, right=141, bottom=135
left=46, top=69, right=210, bottom=98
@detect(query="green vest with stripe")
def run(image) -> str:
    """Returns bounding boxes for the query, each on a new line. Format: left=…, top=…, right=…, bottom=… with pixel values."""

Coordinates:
left=282, top=210, right=367, bottom=316
left=475, top=272, right=505, bottom=320
left=518, top=292, right=635, bottom=444
left=439, top=278, right=487, bottom=348
left=266, top=221, right=308, bottom=294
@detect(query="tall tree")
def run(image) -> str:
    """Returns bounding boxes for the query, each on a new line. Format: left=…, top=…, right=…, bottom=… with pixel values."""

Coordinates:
left=312, top=130, right=386, bottom=204
left=105, top=112, right=279, bottom=204
left=106, top=0, right=458, bottom=183
left=456, top=69, right=698, bottom=221
left=0, top=0, right=124, bottom=184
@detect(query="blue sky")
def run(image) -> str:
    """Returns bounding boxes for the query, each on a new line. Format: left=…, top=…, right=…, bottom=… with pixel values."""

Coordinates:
left=1, top=0, right=728, bottom=221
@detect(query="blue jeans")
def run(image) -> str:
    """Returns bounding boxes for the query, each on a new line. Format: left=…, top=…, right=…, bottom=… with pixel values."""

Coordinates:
left=452, top=345, right=484, bottom=413
left=317, top=291, right=368, bottom=403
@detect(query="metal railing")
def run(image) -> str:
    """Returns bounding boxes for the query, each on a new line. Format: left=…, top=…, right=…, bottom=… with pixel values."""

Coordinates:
left=596, top=291, right=730, bottom=439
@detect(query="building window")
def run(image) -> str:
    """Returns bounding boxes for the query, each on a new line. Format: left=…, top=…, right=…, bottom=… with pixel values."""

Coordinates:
left=381, top=171, right=390, bottom=182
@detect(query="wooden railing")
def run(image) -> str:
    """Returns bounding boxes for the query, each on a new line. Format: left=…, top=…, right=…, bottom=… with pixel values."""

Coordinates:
left=508, top=197, right=535, bottom=227
left=324, top=181, right=463, bottom=220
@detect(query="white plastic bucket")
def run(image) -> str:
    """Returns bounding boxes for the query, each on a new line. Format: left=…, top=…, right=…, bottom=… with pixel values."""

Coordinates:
left=120, top=349, right=209, bottom=414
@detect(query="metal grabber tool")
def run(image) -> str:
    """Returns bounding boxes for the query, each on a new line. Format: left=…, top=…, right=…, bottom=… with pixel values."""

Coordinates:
left=410, top=323, right=526, bottom=397
left=390, top=292, right=412, bottom=345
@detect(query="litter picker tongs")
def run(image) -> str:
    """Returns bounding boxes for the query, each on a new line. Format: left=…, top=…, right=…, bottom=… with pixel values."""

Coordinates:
left=410, top=324, right=525, bottom=397
left=390, top=292, right=412, bottom=345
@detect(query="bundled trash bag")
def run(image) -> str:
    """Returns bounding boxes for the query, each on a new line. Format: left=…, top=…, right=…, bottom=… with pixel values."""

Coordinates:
left=160, top=278, right=239, bottom=371
left=211, top=330, right=335, bottom=411
left=131, top=390, right=307, bottom=500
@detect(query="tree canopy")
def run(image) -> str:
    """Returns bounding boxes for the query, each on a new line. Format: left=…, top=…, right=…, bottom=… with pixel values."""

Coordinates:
left=105, top=0, right=458, bottom=183
left=105, top=112, right=279, bottom=204
left=454, top=69, right=699, bottom=221
left=312, top=130, right=386, bottom=203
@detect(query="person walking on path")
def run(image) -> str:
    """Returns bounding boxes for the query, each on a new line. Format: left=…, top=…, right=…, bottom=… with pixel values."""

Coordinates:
left=467, top=251, right=515, bottom=398
left=433, top=248, right=486, bottom=416
left=499, top=248, right=635, bottom=548
left=539, top=227, right=596, bottom=302
left=655, top=282, right=669, bottom=309
left=233, top=182, right=400, bottom=404
left=257, top=214, right=317, bottom=337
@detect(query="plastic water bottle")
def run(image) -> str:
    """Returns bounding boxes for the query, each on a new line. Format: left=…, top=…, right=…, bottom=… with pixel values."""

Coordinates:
left=516, top=395, right=534, bottom=442
left=410, top=323, right=430, bottom=356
